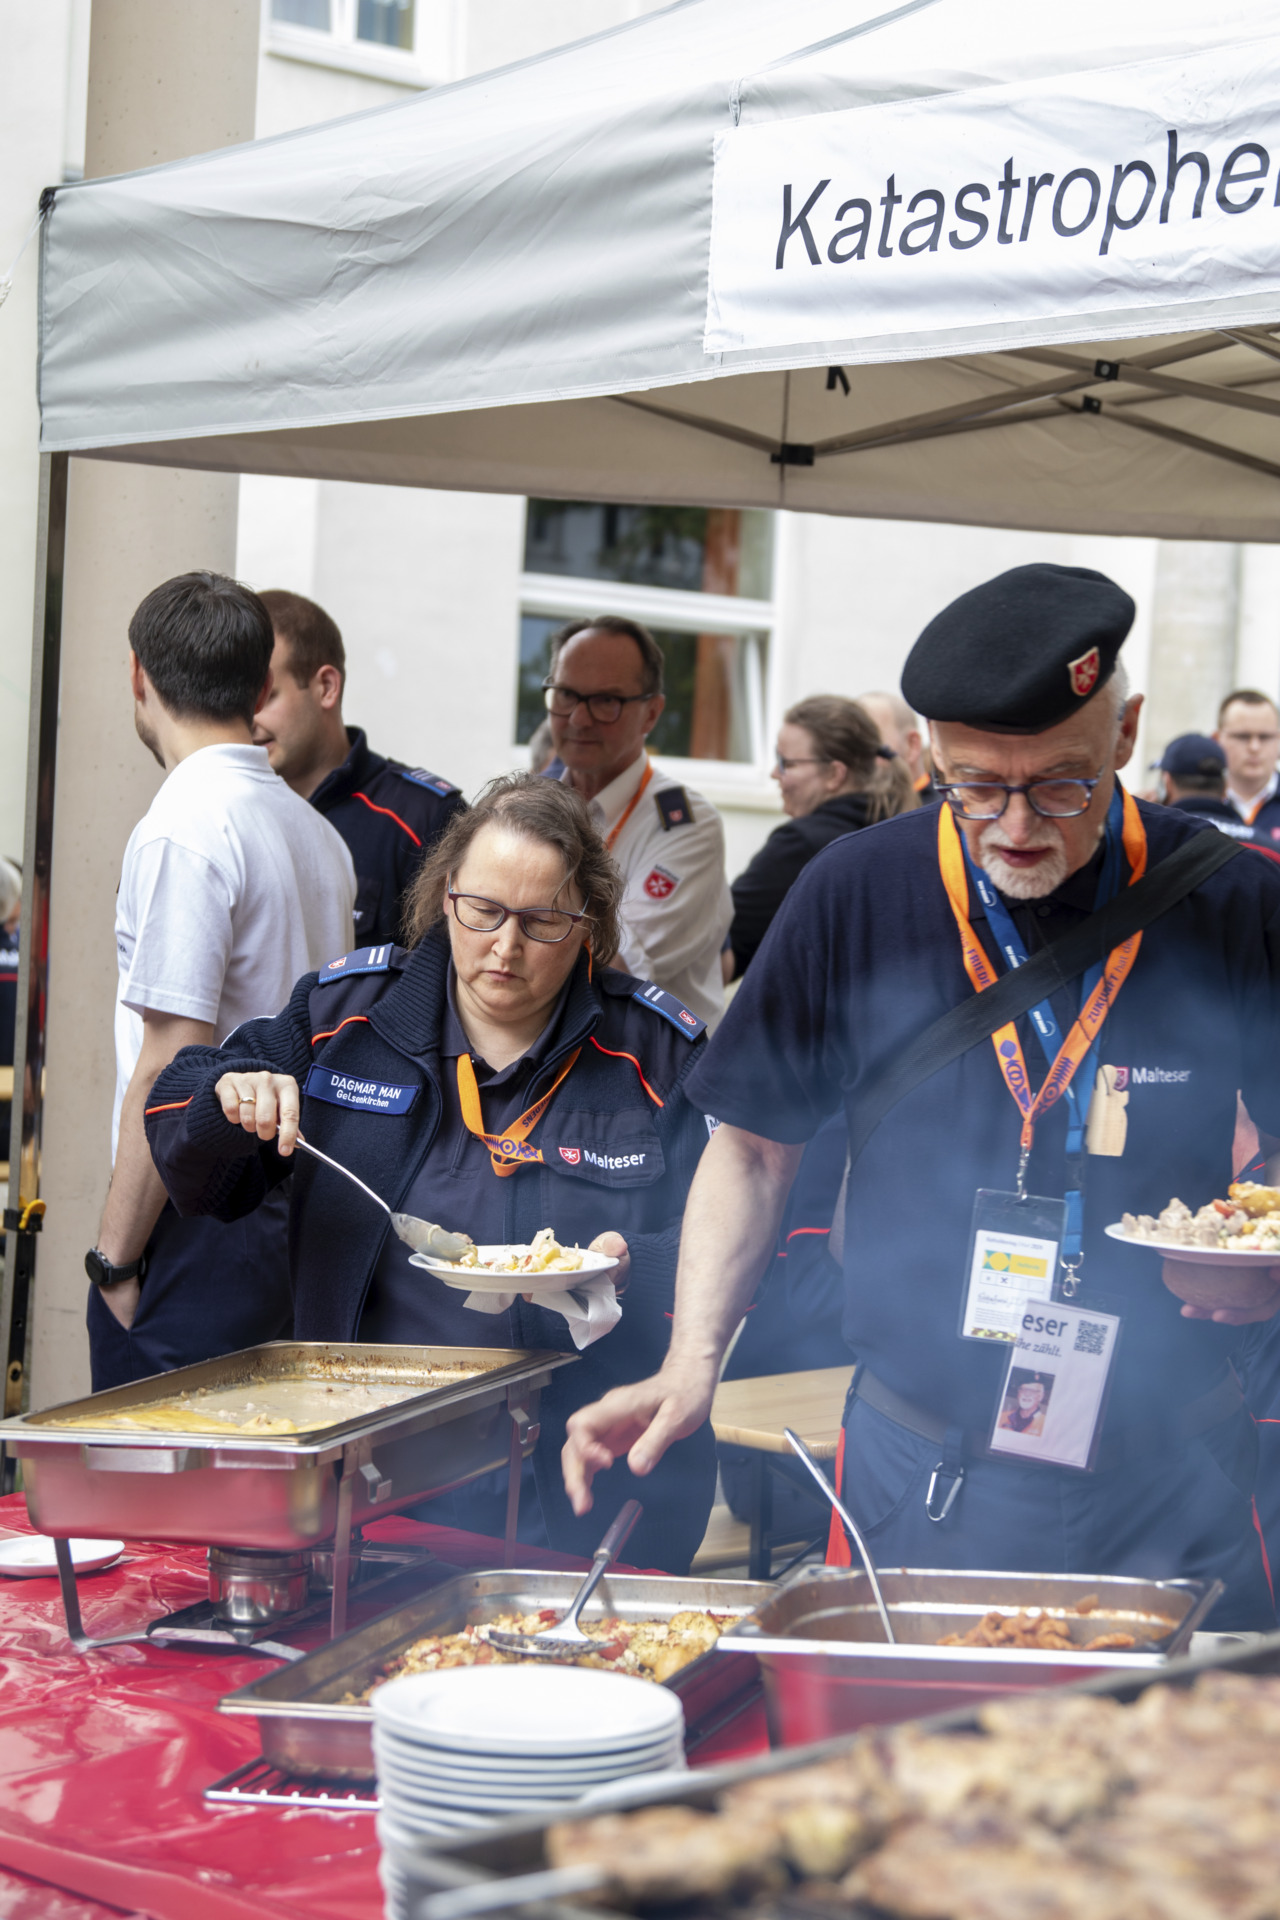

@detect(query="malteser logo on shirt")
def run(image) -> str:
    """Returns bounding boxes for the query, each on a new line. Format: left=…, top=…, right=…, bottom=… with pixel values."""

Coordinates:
left=559, top=1146, right=647, bottom=1170
left=1110, top=1066, right=1190, bottom=1088
left=644, top=866, right=678, bottom=899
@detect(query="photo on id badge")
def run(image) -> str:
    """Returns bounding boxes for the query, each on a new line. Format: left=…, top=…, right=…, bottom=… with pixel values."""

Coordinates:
left=988, top=1302, right=1121, bottom=1472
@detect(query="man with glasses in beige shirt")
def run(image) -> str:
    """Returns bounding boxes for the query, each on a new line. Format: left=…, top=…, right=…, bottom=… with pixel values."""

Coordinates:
left=1216, top=688, right=1280, bottom=845
left=544, top=617, right=732, bottom=1031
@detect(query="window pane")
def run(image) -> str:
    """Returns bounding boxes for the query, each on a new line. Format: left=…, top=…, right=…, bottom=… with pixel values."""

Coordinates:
left=515, top=614, right=764, bottom=764
left=523, top=503, right=773, bottom=599
left=356, top=0, right=415, bottom=48
left=272, top=0, right=332, bottom=27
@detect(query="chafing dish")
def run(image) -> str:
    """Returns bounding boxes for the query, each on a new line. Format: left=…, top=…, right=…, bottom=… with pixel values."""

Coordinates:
left=0, top=1341, right=572, bottom=1646
left=716, top=1564, right=1219, bottom=1745
left=389, top=1629, right=1280, bottom=1920
left=220, top=1569, right=775, bottom=1780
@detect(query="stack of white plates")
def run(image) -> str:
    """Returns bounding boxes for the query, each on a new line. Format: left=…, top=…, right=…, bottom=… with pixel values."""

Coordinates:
left=373, top=1663, right=685, bottom=1910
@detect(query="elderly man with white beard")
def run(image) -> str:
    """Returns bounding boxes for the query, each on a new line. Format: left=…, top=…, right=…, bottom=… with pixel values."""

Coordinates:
left=561, top=563, right=1280, bottom=1628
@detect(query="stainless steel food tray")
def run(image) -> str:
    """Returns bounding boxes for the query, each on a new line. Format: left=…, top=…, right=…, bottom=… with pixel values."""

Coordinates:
left=0, top=1342, right=571, bottom=1552
left=716, top=1564, right=1218, bottom=1745
left=397, top=1628, right=1280, bottom=1920
left=220, top=1569, right=776, bottom=1780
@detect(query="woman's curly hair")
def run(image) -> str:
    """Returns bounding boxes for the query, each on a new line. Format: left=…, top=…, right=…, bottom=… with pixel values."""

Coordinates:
left=402, top=771, right=624, bottom=964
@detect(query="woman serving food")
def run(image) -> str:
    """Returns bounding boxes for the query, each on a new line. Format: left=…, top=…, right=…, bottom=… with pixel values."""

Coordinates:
left=143, top=774, right=716, bottom=1570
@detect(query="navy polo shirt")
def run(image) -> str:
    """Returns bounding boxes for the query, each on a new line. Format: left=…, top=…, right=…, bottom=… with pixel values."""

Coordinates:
left=686, top=798, right=1280, bottom=1437
left=358, top=971, right=573, bottom=1344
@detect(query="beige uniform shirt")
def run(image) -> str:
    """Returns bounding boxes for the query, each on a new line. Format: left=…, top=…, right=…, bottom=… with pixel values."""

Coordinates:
left=566, top=752, right=732, bottom=1030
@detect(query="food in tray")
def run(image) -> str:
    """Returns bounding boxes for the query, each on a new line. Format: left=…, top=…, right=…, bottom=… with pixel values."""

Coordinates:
left=349, top=1609, right=729, bottom=1695
left=44, top=1364, right=488, bottom=1436
left=1121, top=1181, right=1280, bottom=1251
left=546, top=1671, right=1280, bottom=1913
left=937, top=1603, right=1137, bottom=1652
left=456, top=1226, right=585, bottom=1276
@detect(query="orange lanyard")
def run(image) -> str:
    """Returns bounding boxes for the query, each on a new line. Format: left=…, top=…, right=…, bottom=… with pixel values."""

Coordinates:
left=606, top=761, right=654, bottom=851
left=936, top=790, right=1148, bottom=1158
left=455, top=1048, right=581, bottom=1178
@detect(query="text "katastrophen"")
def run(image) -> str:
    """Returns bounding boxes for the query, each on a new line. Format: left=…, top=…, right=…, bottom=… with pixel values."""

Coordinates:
left=775, top=129, right=1280, bottom=269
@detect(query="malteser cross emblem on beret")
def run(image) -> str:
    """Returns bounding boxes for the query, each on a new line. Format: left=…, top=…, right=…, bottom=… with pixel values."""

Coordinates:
left=1068, top=647, right=1101, bottom=698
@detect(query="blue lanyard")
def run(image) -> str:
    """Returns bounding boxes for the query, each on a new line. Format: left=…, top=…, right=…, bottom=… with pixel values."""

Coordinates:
left=963, top=790, right=1126, bottom=1273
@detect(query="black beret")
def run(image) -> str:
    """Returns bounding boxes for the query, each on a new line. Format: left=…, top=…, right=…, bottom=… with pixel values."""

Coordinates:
left=901, top=563, right=1135, bottom=734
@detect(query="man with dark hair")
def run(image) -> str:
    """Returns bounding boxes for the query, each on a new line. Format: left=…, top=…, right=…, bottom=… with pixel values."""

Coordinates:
left=1216, top=689, right=1280, bottom=842
left=1155, top=734, right=1256, bottom=841
left=545, top=615, right=732, bottom=1029
left=254, top=589, right=465, bottom=947
left=86, top=572, right=356, bottom=1388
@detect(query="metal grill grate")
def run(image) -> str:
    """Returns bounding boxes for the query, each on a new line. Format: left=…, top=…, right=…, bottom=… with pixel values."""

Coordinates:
left=205, top=1755, right=379, bottom=1810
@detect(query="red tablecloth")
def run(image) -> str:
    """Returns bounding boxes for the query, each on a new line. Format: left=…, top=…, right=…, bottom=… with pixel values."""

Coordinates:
left=0, top=1496, right=766, bottom=1920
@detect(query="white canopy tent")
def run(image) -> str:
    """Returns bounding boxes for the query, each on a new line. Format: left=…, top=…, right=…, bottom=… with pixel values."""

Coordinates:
left=34, top=0, right=1280, bottom=540
left=10, top=0, right=1280, bottom=1414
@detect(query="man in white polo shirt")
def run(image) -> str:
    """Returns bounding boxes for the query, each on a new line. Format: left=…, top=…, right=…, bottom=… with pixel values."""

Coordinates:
left=86, top=572, right=356, bottom=1388
left=545, top=616, right=732, bottom=1030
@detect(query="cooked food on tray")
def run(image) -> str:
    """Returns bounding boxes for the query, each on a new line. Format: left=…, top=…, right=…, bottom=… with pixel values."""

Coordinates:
left=45, top=1364, right=488, bottom=1436
left=351, top=1609, right=729, bottom=1693
left=456, top=1226, right=585, bottom=1276
left=937, top=1604, right=1137, bottom=1652
left=1121, top=1181, right=1280, bottom=1251
left=546, top=1671, right=1280, bottom=1914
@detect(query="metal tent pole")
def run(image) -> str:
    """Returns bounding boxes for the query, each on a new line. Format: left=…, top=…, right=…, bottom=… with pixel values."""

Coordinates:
left=1, top=450, right=67, bottom=1466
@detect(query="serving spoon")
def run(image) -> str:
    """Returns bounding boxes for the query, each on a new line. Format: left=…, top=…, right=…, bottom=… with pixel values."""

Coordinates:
left=483, top=1500, right=643, bottom=1658
left=292, top=1132, right=473, bottom=1261
left=784, top=1427, right=897, bottom=1645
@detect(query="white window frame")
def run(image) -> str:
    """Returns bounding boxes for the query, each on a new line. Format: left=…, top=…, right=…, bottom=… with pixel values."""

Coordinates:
left=517, top=513, right=781, bottom=806
left=264, top=0, right=441, bottom=87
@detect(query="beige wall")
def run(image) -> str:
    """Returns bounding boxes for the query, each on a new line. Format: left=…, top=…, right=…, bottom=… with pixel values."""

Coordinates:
left=29, top=3, right=260, bottom=1407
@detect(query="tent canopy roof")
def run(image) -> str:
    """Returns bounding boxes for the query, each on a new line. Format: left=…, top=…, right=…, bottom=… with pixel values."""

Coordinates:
left=37, top=0, right=1280, bottom=539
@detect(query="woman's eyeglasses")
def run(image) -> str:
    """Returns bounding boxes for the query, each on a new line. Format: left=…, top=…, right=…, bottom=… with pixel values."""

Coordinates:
left=934, top=776, right=1102, bottom=820
left=447, top=886, right=591, bottom=944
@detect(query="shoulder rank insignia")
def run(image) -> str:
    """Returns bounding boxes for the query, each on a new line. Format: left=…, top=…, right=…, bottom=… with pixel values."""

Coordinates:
left=401, top=767, right=459, bottom=798
left=633, top=981, right=706, bottom=1041
left=317, top=944, right=396, bottom=987
left=654, top=785, right=692, bottom=830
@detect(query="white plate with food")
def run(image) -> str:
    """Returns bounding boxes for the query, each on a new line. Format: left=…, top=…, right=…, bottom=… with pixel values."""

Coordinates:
left=1105, top=1225, right=1280, bottom=1266
left=0, top=1535, right=124, bottom=1578
left=411, top=1227, right=618, bottom=1294
left=1107, top=1182, right=1280, bottom=1265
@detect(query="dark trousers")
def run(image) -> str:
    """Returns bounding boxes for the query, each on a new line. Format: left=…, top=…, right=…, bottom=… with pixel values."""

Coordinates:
left=86, top=1191, right=293, bottom=1390
left=839, top=1394, right=1276, bottom=1632
left=1236, top=1316, right=1280, bottom=1592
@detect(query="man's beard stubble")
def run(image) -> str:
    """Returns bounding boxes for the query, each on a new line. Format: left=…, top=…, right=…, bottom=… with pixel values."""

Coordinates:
left=974, top=822, right=1070, bottom=899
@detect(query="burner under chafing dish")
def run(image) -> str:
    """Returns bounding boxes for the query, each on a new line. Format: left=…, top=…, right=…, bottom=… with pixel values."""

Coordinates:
left=209, top=1546, right=311, bottom=1625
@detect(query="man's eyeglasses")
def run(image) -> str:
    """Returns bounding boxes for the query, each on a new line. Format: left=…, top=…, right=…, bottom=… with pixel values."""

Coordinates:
left=543, top=682, right=651, bottom=725
left=447, top=885, right=591, bottom=944
left=935, top=776, right=1102, bottom=820
left=774, top=754, right=829, bottom=773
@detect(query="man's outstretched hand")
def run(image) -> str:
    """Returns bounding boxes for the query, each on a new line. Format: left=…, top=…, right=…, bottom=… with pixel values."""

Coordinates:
left=562, top=1363, right=717, bottom=1516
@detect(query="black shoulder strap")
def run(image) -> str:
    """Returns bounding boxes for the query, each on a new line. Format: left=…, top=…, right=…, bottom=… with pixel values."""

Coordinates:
left=846, top=827, right=1243, bottom=1172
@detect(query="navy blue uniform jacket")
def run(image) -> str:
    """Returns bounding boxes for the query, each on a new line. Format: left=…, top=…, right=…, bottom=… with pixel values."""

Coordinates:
left=143, top=931, right=716, bottom=1568
left=310, top=730, right=465, bottom=949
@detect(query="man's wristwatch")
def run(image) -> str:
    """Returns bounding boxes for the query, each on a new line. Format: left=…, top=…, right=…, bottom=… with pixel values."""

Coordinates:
left=84, top=1248, right=146, bottom=1290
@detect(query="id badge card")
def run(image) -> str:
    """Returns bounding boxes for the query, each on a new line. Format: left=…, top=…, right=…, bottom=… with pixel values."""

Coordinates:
left=960, top=1189, right=1064, bottom=1342
left=988, top=1299, right=1122, bottom=1472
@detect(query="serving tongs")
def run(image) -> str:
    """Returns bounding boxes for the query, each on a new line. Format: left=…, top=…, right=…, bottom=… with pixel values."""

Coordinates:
left=483, top=1500, right=643, bottom=1658
left=292, top=1132, right=473, bottom=1260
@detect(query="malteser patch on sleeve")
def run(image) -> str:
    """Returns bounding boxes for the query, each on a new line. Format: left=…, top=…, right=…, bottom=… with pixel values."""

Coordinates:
left=643, top=865, right=679, bottom=899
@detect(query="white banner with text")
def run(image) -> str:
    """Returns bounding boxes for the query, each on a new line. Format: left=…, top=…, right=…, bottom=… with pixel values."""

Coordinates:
left=706, top=39, right=1280, bottom=353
